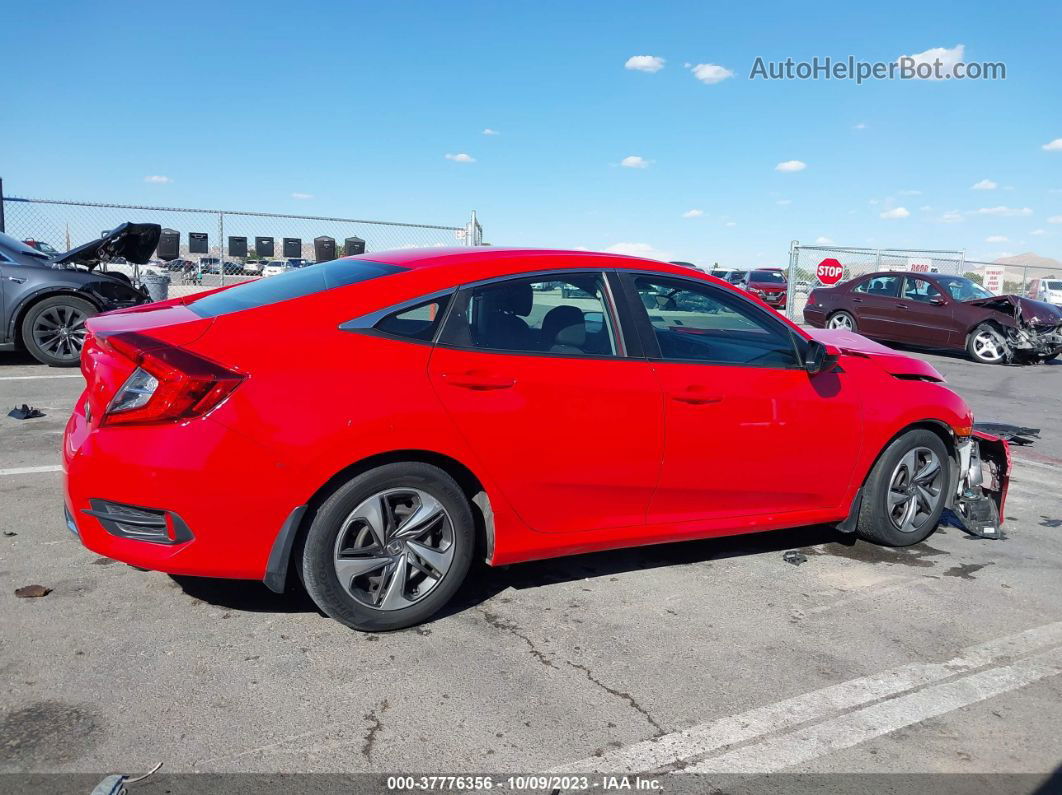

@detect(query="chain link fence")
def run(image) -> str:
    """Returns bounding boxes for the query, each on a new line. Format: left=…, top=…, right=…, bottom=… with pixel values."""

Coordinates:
left=963, top=259, right=1061, bottom=301
left=785, top=243, right=966, bottom=321
left=1, top=192, right=480, bottom=299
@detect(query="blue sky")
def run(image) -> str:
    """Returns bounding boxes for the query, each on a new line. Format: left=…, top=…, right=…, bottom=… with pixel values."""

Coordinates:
left=3, top=1, right=1061, bottom=267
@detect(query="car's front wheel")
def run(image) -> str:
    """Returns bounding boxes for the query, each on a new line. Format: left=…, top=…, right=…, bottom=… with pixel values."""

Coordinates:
left=20, top=295, right=96, bottom=367
left=967, top=323, right=1008, bottom=364
left=826, top=311, right=857, bottom=332
left=301, top=463, right=474, bottom=631
left=855, top=429, right=950, bottom=547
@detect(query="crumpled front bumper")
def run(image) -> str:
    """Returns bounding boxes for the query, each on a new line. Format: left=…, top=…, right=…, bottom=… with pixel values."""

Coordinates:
left=952, top=432, right=1011, bottom=537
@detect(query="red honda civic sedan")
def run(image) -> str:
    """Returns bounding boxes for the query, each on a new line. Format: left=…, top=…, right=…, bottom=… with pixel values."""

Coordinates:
left=63, top=248, right=1009, bottom=630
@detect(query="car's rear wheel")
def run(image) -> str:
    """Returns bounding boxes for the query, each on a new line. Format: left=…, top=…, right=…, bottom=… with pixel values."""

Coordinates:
left=826, top=311, right=856, bottom=332
left=967, top=323, right=1008, bottom=364
left=855, top=429, right=949, bottom=547
left=20, top=295, right=96, bottom=367
left=301, top=463, right=474, bottom=631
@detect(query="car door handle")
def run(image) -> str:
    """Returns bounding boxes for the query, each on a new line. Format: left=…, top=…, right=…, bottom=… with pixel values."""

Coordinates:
left=672, top=388, right=724, bottom=405
left=6, top=276, right=26, bottom=284
left=896, top=303, right=909, bottom=310
left=852, top=297, right=863, bottom=303
left=440, top=370, right=516, bottom=391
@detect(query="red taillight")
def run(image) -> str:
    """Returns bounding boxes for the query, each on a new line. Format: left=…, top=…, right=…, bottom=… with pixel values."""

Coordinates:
left=100, top=332, right=244, bottom=426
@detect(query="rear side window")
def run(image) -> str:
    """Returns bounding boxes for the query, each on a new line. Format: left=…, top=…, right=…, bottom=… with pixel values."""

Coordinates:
left=854, top=275, right=901, bottom=296
left=375, top=296, right=451, bottom=342
left=188, top=259, right=404, bottom=317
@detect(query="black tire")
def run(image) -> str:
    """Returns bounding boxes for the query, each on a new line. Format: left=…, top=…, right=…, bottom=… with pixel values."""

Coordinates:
left=826, top=310, right=857, bottom=332
left=966, top=323, right=1008, bottom=364
left=20, top=295, right=97, bottom=367
left=855, top=429, right=950, bottom=547
left=301, top=463, right=474, bottom=631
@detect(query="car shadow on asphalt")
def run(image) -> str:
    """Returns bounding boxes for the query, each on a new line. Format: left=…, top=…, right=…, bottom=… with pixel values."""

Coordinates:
left=168, top=524, right=857, bottom=622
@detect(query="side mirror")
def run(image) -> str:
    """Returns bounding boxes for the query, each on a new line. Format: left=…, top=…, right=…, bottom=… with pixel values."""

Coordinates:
left=805, top=340, right=840, bottom=375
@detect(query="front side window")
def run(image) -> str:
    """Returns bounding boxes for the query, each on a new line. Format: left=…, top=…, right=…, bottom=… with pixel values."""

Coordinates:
left=452, top=273, right=618, bottom=356
left=934, top=276, right=994, bottom=301
left=632, top=276, right=798, bottom=367
left=854, top=275, right=901, bottom=297
left=902, top=277, right=944, bottom=303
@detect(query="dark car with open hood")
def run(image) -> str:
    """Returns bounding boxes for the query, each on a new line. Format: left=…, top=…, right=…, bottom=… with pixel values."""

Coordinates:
left=0, top=223, right=157, bottom=366
left=803, top=271, right=1062, bottom=364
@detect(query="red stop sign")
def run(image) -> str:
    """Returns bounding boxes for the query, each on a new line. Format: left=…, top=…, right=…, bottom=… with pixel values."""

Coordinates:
left=816, top=258, right=844, bottom=285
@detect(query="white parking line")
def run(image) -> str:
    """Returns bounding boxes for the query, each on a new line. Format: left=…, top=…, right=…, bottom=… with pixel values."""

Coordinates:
left=686, top=645, right=1062, bottom=773
left=557, top=621, right=1062, bottom=774
left=0, top=374, right=83, bottom=381
left=0, top=465, right=63, bottom=476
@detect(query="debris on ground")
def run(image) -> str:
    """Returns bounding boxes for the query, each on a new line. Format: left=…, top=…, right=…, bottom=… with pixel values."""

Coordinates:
left=973, top=423, right=1040, bottom=445
left=783, top=550, right=808, bottom=566
left=91, top=761, right=163, bottom=795
left=7, top=404, right=45, bottom=420
left=14, top=584, right=52, bottom=598
left=3, top=531, right=16, bottom=537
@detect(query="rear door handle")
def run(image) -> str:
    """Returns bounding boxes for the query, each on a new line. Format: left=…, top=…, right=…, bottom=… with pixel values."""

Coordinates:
left=6, top=276, right=26, bottom=284
left=672, top=387, right=723, bottom=405
left=440, top=370, right=516, bottom=391
left=852, top=297, right=863, bottom=303
left=897, top=303, right=909, bottom=310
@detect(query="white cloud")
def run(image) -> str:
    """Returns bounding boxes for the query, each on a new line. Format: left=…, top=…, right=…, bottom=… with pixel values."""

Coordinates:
left=776, top=199, right=792, bottom=206
left=1048, top=215, right=1062, bottom=224
left=1031, top=229, right=1047, bottom=235
left=815, top=236, right=837, bottom=245
left=690, top=63, right=734, bottom=84
left=1042, top=138, right=1062, bottom=152
left=853, top=122, right=867, bottom=130
left=971, top=179, right=998, bottom=190
left=897, top=44, right=965, bottom=80
left=775, top=160, right=806, bottom=173
left=985, top=235, right=1008, bottom=243
left=482, top=128, right=499, bottom=136
left=880, top=207, right=911, bottom=219
left=724, top=221, right=737, bottom=227
left=445, top=153, right=476, bottom=163
left=939, top=210, right=964, bottom=223
left=681, top=209, right=703, bottom=218
left=620, top=155, right=649, bottom=169
left=290, top=192, right=313, bottom=200
left=144, top=175, right=172, bottom=184
left=605, top=242, right=670, bottom=260
left=625, top=55, right=665, bottom=73
left=972, top=206, right=1033, bottom=217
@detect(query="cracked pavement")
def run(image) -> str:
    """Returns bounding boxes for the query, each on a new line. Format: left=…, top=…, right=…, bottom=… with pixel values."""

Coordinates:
left=1, top=348, right=1061, bottom=776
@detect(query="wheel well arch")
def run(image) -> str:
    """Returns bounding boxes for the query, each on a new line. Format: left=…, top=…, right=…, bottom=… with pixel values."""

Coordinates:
left=279, top=450, right=495, bottom=592
left=855, top=419, right=959, bottom=503
left=10, top=289, right=102, bottom=347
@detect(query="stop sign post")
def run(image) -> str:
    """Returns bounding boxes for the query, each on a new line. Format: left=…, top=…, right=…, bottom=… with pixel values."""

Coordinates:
left=817, top=258, right=844, bottom=285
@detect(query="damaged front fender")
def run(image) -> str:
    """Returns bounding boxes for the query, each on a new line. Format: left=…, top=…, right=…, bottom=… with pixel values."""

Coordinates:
left=968, top=295, right=1062, bottom=361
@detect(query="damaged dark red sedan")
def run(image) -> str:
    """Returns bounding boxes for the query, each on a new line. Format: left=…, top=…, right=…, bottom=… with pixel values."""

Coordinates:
left=804, top=271, right=1062, bottom=364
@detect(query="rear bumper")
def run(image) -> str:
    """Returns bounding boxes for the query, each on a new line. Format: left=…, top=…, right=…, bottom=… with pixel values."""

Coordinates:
left=803, top=306, right=827, bottom=327
left=63, top=396, right=297, bottom=580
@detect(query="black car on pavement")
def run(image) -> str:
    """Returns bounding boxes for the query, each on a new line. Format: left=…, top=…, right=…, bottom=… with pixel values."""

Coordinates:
left=0, top=223, right=157, bottom=366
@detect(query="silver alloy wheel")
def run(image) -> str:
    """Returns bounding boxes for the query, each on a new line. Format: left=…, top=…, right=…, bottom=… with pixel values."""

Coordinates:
left=32, top=304, right=88, bottom=361
left=971, top=328, right=1005, bottom=363
left=333, top=488, right=455, bottom=610
left=886, top=447, right=945, bottom=533
left=827, top=312, right=854, bottom=330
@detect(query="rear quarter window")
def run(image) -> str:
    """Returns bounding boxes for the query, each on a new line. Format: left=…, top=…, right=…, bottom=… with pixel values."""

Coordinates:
left=187, top=259, right=404, bottom=317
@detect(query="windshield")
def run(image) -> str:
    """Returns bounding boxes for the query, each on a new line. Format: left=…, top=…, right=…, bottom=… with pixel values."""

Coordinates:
left=935, top=276, right=994, bottom=301
left=0, top=233, right=51, bottom=260
left=749, top=270, right=786, bottom=284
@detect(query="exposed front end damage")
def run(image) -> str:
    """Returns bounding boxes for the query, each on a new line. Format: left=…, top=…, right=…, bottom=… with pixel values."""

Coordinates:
left=950, top=432, right=1011, bottom=538
left=968, top=295, right=1062, bottom=362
